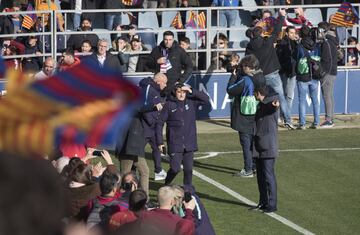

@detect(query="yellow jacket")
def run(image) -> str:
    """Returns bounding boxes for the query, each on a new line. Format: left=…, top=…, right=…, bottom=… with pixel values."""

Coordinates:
left=36, top=1, right=64, bottom=31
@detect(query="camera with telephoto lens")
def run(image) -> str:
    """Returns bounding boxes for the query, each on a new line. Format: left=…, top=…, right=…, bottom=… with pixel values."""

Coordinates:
left=123, top=182, right=133, bottom=191
left=183, top=191, right=192, bottom=203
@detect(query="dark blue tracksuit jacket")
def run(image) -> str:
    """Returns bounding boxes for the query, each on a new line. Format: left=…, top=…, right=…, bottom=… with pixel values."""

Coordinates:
left=156, top=90, right=209, bottom=153
left=139, top=77, right=166, bottom=139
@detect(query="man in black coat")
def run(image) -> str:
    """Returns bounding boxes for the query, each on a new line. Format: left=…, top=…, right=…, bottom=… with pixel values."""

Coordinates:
left=139, top=73, right=168, bottom=181
left=87, top=39, right=121, bottom=71
left=246, top=9, right=295, bottom=130
left=276, top=25, right=298, bottom=118
left=66, top=17, right=99, bottom=51
left=149, top=31, right=193, bottom=95
left=156, top=84, right=209, bottom=186
left=318, top=22, right=338, bottom=128
left=252, top=85, right=279, bottom=213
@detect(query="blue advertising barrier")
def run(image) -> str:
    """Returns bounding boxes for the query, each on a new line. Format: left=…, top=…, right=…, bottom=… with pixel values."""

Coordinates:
left=1, top=70, right=359, bottom=119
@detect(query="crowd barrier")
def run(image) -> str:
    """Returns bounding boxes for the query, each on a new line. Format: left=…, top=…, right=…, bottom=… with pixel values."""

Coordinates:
left=2, top=69, right=358, bottom=119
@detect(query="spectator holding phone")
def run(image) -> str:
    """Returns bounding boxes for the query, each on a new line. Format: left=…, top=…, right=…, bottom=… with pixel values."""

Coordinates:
left=156, top=84, right=209, bottom=186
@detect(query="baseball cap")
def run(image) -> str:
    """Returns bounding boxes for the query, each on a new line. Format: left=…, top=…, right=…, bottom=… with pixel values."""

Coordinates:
left=131, top=35, right=141, bottom=43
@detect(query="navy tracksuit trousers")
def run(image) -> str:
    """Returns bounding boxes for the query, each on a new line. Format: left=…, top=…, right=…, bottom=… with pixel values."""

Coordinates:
left=165, top=151, right=194, bottom=186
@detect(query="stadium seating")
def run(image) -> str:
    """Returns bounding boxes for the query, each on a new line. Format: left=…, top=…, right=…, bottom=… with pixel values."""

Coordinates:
left=161, top=11, right=178, bottom=28
left=93, top=28, right=112, bottom=46
left=137, top=28, right=157, bottom=49
left=304, top=8, right=323, bottom=26
left=121, top=12, right=131, bottom=25
left=326, top=7, right=338, bottom=22
left=138, top=11, right=159, bottom=29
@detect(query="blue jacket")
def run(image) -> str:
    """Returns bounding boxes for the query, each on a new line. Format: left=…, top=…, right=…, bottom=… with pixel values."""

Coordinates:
left=156, top=90, right=209, bottom=153
left=212, top=0, right=239, bottom=6
left=139, top=77, right=166, bottom=138
left=254, top=88, right=279, bottom=159
left=227, top=71, right=265, bottom=134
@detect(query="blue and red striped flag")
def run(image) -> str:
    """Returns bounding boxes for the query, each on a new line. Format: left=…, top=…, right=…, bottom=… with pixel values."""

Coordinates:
left=0, top=58, right=141, bottom=157
left=22, top=4, right=37, bottom=30
left=330, top=2, right=359, bottom=27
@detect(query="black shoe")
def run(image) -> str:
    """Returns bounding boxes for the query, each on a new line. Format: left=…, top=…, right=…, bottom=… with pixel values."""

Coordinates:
left=262, top=207, right=277, bottom=213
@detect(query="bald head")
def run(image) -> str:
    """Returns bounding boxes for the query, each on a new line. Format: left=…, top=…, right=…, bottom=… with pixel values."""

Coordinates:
left=153, top=73, right=168, bottom=90
left=157, top=186, right=175, bottom=208
left=43, top=57, right=55, bottom=76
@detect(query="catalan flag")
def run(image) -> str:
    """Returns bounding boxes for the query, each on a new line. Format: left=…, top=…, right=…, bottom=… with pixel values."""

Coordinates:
left=186, top=11, right=206, bottom=37
left=186, top=11, right=197, bottom=29
left=0, top=58, right=141, bottom=157
left=22, top=4, right=37, bottom=30
left=171, top=12, right=183, bottom=29
left=330, top=2, right=359, bottom=28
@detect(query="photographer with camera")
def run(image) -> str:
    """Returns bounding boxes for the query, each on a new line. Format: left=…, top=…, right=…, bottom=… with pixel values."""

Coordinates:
left=156, top=84, right=209, bottom=186
left=139, top=186, right=195, bottom=235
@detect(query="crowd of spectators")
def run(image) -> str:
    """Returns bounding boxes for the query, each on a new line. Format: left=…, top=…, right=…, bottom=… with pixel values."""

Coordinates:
left=1, top=0, right=360, bottom=77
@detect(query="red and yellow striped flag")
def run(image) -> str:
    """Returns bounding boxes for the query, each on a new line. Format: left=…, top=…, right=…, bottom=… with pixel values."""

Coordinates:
left=21, top=4, right=37, bottom=30
left=171, top=12, right=183, bottom=29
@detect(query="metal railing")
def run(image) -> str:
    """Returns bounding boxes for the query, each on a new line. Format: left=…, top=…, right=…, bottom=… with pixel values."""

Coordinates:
left=1, top=3, right=360, bottom=72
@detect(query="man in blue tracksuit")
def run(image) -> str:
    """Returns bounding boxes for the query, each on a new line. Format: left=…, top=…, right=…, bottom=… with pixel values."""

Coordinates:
left=253, top=85, right=279, bottom=213
left=139, top=73, right=168, bottom=181
left=156, top=84, right=209, bottom=186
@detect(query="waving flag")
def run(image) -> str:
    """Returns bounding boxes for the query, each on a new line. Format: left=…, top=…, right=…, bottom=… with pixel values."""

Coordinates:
left=255, top=17, right=277, bottom=37
left=171, top=12, right=183, bottom=29
left=186, top=11, right=206, bottom=37
left=22, top=4, right=37, bottom=30
left=0, top=58, right=141, bottom=157
left=330, top=2, right=359, bottom=27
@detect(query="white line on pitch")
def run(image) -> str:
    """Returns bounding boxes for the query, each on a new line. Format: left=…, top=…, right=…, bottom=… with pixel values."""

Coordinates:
left=194, top=147, right=360, bottom=160
left=193, top=169, right=315, bottom=235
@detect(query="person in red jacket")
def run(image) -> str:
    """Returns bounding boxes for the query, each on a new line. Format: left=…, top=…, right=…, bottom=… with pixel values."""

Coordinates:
left=139, top=185, right=196, bottom=235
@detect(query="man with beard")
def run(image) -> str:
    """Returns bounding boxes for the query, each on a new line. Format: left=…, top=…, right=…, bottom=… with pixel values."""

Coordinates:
left=149, top=31, right=193, bottom=95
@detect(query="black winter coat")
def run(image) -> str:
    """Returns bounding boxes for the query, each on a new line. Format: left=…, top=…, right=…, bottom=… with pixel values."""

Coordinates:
left=254, top=89, right=279, bottom=159
left=246, top=16, right=285, bottom=76
left=87, top=52, right=121, bottom=71
left=149, top=41, right=193, bottom=88
left=276, top=36, right=298, bottom=77
left=321, top=33, right=338, bottom=76
left=67, top=31, right=99, bottom=51
left=156, top=90, right=209, bottom=153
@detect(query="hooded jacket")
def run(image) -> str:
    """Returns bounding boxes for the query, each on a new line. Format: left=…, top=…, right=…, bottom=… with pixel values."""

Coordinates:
left=320, top=32, right=338, bottom=76
left=245, top=16, right=285, bottom=76
left=295, top=36, right=321, bottom=82
left=149, top=41, right=193, bottom=87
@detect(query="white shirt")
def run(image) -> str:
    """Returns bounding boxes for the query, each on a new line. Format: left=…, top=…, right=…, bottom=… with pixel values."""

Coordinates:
left=97, top=54, right=106, bottom=67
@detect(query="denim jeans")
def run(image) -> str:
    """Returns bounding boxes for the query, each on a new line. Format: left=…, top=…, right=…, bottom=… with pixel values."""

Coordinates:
left=297, top=79, right=320, bottom=126
left=280, top=74, right=297, bottom=113
left=320, top=74, right=336, bottom=121
left=239, top=132, right=255, bottom=172
left=264, top=71, right=292, bottom=123
left=219, top=9, right=238, bottom=28
left=73, top=13, right=81, bottom=30
left=105, top=13, right=122, bottom=31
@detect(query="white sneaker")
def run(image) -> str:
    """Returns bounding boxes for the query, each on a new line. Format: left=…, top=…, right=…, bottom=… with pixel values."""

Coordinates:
left=154, top=169, right=167, bottom=181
